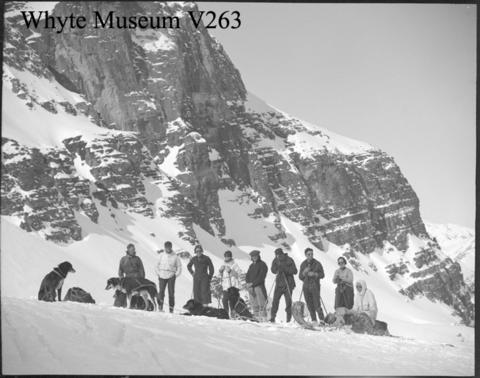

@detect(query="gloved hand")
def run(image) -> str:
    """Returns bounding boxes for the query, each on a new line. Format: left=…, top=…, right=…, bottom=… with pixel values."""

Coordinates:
left=225, top=266, right=231, bottom=273
left=307, top=271, right=316, bottom=277
left=219, top=266, right=225, bottom=274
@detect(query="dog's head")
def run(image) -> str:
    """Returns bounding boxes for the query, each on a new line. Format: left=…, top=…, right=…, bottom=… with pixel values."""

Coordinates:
left=226, top=286, right=240, bottom=300
left=58, top=261, right=75, bottom=274
left=182, top=299, right=204, bottom=313
left=325, top=313, right=336, bottom=325
left=105, top=277, right=121, bottom=290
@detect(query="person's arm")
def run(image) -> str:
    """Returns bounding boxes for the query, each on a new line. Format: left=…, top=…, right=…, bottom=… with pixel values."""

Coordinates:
left=368, top=291, right=377, bottom=313
left=271, top=258, right=278, bottom=274
left=245, top=265, right=252, bottom=284
left=332, top=269, right=339, bottom=284
left=353, top=294, right=360, bottom=312
left=259, top=261, right=268, bottom=282
left=231, top=263, right=241, bottom=279
left=317, top=262, right=325, bottom=280
left=118, top=257, right=124, bottom=278
left=187, top=258, right=194, bottom=276
left=286, top=258, right=297, bottom=275
left=175, top=255, right=182, bottom=277
left=299, top=262, right=307, bottom=281
left=138, top=257, right=145, bottom=279
left=208, top=257, right=214, bottom=280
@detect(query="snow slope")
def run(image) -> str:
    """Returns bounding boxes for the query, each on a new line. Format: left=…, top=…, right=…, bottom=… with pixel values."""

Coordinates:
left=2, top=64, right=127, bottom=149
left=2, top=297, right=473, bottom=375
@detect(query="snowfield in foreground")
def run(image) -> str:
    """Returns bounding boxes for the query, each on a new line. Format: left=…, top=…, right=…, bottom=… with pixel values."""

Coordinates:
left=2, top=297, right=473, bottom=376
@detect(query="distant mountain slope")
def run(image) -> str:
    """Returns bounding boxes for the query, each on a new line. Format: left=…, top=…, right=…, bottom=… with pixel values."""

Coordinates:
left=426, top=222, right=475, bottom=285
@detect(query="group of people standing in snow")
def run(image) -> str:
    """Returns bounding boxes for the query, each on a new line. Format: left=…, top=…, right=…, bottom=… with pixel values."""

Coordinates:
left=117, top=242, right=378, bottom=324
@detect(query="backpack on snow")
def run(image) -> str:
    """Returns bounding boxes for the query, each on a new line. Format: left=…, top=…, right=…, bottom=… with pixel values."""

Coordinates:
left=63, top=287, right=96, bottom=304
left=351, top=312, right=390, bottom=336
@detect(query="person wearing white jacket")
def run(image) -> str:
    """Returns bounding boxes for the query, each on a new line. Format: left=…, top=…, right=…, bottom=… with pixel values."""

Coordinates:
left=219, top=250, right=242, bottom=315
left=351, top=279, right=378, bottom=323
left=155, top=241, right=182, bottom=313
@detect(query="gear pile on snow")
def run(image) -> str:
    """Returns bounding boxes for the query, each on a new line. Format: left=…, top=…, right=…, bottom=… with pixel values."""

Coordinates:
left=63, top=287, right=96, bottom=304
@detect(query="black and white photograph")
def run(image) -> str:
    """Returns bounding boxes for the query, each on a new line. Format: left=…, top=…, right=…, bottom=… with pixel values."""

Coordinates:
left=1, top=1, right=476, bottom=375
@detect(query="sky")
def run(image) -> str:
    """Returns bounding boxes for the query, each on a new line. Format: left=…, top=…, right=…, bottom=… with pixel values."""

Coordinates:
left=202, top=3, right=477, bottom=229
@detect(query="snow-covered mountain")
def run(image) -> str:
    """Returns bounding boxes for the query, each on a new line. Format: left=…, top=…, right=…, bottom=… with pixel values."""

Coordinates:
left=1, top=2, right=475, bottom=374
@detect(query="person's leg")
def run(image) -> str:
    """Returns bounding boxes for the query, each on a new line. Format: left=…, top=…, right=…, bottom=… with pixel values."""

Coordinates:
left=248, top=288, right=259, bottom=318
left=222, top=290, right=229, bottom=312
left=255, top=286, right=267, bottom=321
left=284, top=287, right=293, bottom=322
left=167, top=276, right=176, bottom=313
left=334, top=285, right=341, bottom=309
left=270, top=286, right=281, bottom=322
left=346, top=285, right=354, bottom=309
left=304, top=288, right=317, bottom=321
left=158, top=278, right=167, bottom=311
left=193, top=278, right=201, bottom=302
left=315, top=286, right=324, bottom=321
left=200, top=277, right=210, bottom=305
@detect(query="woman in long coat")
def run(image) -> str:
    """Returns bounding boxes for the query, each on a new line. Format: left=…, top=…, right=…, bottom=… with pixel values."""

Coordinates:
left=187, top=245, right=214, bottom=304
left=332, top=256, right=354, bottom=310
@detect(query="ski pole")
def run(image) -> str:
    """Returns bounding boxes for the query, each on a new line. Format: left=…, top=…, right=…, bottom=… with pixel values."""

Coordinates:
left=259, top=279, right=275, bottom=314
left=319, top=292, right=328, bottom=315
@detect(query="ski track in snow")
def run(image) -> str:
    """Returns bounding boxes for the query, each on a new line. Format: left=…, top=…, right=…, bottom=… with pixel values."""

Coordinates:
left=1, top=297, right=473, bottom=375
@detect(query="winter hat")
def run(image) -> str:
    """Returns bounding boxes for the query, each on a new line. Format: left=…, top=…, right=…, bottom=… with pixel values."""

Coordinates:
left=249, top=250, right=260, bottom=257
left=337, top=256, right=347, bottom=265
left=274, top=248, right=284, bottom=256
left=224, top=250, right=232, bottom=258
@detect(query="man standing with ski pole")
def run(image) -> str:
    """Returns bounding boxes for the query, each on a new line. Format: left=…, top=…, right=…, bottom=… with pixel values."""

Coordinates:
left=270, top=247, right=297, bottom=323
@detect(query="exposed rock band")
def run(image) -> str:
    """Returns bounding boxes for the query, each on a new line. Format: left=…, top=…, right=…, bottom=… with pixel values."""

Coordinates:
left=116, top=242, right=378, bottom=326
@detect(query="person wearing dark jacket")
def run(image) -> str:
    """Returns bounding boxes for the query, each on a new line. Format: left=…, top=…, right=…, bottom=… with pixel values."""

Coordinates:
left=187, top=245, right=214, bottom=305
left=245, top=250, right=268, bottom=321
left=333, top=256, right=354, bottom=310
left=299, top=248, right=325, bottom=323
left=116, top=243, right=145, bottom=307
left=270, top=248, right=298, bottom=323
left=118, top=243, right=145, bottom=279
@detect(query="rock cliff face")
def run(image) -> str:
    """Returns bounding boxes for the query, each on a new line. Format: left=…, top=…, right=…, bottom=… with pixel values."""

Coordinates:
left=1, top=1, right=473, bottom=324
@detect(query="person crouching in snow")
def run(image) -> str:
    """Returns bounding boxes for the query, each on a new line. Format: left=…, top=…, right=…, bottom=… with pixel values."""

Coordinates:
left=155, top=241, right=182, bottom=313
left=349, top=280, right=378, bottom=323
left=219, top=250, right=242, bottom=316
left=187, top=245, right=214, bottom=305
left=299, top=247, right=325, bottom=324
left=332, top=256, right=354, bottom=313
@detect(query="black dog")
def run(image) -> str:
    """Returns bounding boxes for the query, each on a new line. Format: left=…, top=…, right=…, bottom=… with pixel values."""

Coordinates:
left=38, top=261, right=76, bottom=302
left=182, top=299, right=229, bottom=320
left=106, top=277, right=159, bottom=311
left=226, top=287, right=256, bottom=321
